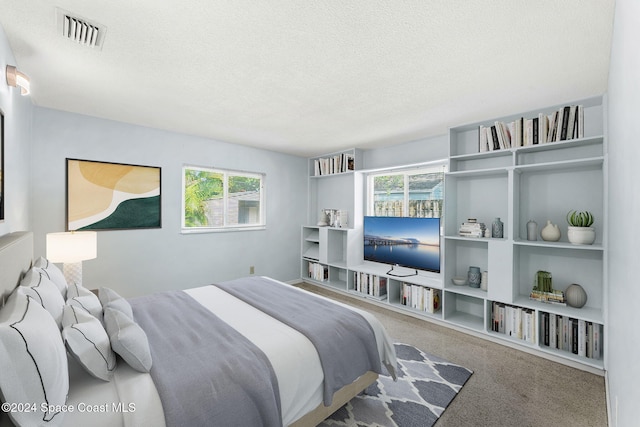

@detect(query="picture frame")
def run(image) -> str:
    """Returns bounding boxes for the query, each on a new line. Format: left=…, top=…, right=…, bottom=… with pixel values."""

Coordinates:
left=66, top=158, right=161, bottom=231
left=0, top=110, right=4, bottom=222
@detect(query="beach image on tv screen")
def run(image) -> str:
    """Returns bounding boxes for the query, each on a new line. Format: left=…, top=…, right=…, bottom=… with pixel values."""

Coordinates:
left=364, top=216, right=440, bottom=273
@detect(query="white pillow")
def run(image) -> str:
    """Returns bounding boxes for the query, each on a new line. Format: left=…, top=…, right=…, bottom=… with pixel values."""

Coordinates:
left=98, top=286, right=124, bottom=305
left=98, top=287, right=133, bottom=318
left=61, top=304, right=116, bottom=381
left=0, top=292, right=69, bottom=427
left=103, top=305, right=152, bottom=373
left=34, top=256, right=68, bottom=297
left=19, top=268, right=65, bottom=328
left=66, top=282, right=103, bottom=320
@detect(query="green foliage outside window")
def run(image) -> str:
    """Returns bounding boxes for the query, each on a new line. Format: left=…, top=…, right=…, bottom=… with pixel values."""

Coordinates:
left=184, top=169, right=223, bottom=227
left=183, top=167, right=264, bottom=229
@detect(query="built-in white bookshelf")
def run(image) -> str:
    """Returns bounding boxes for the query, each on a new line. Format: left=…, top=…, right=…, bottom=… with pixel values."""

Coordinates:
left=444, top=95, right=606, bottom=371
left=301, top=96, right=607, bottom=374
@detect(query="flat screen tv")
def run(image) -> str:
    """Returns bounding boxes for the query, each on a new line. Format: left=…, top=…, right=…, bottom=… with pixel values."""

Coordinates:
left=363, top=216, right=441, bottom=275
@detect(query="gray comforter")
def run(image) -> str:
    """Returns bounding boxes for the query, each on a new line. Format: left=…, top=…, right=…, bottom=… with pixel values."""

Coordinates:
left=130, top=290, right=283, bottom=427
left=215, top=276, right=383, bottom=406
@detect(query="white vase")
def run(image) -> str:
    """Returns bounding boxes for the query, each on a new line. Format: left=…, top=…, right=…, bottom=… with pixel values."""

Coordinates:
left=526, top=220, right=537, bottom=241
left=540, top=220, right=561, bottom=242
left=567, top=226, right=596, bottom=245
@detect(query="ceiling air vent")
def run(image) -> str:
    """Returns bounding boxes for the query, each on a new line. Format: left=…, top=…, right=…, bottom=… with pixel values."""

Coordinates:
left=56, top=8, right=107, bottom=49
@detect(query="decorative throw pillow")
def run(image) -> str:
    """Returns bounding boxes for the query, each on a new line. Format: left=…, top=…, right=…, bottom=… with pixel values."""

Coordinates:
left=34, top=256, right=68, bottom=297
left=66, top=282, right=103, bottom=320
left=19, top=268, right=65, bottom=328
left=103, top=305, right=152, bottom=373
left=0, top=292, right=69, bottom=427
left=98, top=287, right=133, bottom=318
left=61, top=304, right=116, bottom=381
left=98, top=286, right=124, bottom=306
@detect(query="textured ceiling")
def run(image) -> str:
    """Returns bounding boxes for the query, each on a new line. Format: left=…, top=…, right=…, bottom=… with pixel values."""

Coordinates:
left=0, top=1, right=615, bottom=157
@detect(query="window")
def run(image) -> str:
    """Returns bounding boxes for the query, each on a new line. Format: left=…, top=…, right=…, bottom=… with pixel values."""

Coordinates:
left=367, top=165, right=445, bottom=218
left=182, top=165, right=265, bottom=231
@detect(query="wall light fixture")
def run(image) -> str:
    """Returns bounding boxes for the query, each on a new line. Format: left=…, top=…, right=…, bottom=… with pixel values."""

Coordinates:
left=6, top=65, right=31, bottom=96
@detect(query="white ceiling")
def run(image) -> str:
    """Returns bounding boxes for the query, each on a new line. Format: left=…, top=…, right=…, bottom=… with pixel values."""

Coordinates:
left=0, top=0, right=615, bottom=157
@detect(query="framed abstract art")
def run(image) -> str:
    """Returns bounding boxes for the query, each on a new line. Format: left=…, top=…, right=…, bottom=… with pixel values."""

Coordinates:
left=66, top=158, right=161, bottom=231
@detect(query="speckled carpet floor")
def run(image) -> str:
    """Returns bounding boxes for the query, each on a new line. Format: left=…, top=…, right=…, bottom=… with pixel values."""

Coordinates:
left=319, top=343, right=473, bottom=427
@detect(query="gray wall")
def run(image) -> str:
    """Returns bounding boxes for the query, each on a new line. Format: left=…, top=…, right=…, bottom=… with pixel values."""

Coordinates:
left=0, top=25, right=32, bottom=236
left=605, top=0, right=640, bottom=425
left=5, top=11, right=640, bottom=422
left=30, top=107, right=307, bottom=297
left=362, top=135, right=448, bottom=170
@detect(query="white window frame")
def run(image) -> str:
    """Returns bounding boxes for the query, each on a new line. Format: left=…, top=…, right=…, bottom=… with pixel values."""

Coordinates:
left=366, top=163, right=446, bottom=217
left=181, top=165, right=266, bottom=233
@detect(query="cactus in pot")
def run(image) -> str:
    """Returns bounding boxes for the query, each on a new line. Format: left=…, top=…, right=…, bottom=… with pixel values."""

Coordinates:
left=566, top=210, right=595, bottom=245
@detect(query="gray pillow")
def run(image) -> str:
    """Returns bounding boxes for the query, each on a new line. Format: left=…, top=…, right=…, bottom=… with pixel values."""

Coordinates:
left=103, top=305, right=152, bottom=373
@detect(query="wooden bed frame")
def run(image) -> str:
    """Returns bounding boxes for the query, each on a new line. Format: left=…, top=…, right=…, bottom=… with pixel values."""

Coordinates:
left=290, top=370, right=377, bottom=427
left=0, top=230, right=376, bottom=427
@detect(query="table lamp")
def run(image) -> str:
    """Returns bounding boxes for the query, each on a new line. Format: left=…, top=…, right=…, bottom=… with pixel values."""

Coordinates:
left=46, top=231, right=97, bottom=286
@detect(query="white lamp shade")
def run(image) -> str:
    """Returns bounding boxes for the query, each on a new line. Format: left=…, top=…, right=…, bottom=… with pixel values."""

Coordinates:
left=46, top=231, right=97, bottom=263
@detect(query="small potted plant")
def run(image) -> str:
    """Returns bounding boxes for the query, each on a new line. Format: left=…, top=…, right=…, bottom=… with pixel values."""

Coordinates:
left=566, top=210, right=596, bottom=245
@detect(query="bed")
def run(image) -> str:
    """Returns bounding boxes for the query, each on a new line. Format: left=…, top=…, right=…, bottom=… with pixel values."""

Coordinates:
left=0, top=231, right=397, bottom=427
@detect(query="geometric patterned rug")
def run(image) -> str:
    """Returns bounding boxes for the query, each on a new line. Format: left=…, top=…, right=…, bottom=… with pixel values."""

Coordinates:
left=319, top=343, right=473, bottom=427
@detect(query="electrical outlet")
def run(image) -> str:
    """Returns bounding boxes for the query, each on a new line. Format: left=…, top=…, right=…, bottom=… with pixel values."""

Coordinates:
left=249, top=266, right=255, bottom=275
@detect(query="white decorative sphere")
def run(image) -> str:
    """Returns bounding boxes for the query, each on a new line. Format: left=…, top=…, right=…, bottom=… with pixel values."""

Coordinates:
left=565, top=283, right=587, bottom=308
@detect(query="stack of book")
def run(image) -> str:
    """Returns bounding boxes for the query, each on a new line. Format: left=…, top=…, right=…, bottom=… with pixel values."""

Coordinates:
left=529, top=289, right=566, bottom=305
left=307, top=262, right=328, bottom=281
left=540, top=313, right=602, bottom=359
left=459, top=220, right=486, bottom=238
left=313, top=153, right=355, bottom=176
left=479, top=104, right=584, bottom=152
left=353, top=272, right=387, bottom=298
left=401, top=283, right=441, bottom=314
left=491, top=302, right=536, bottom=344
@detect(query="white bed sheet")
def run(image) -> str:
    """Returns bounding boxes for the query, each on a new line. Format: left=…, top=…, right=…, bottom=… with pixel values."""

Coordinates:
left=62, top=353, right=165, bottom=427
left=61, top=277, right=397, bottom=427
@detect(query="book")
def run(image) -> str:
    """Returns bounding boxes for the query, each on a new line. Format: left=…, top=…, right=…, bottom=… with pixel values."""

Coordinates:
left=593, top=323, right=601, bottom=359
left=538, top=113, right=548, bottom=144
left=560, top=106, right=571, bottom=140
left=479, top=125, right=489, bottom=152
left=577, top=105, right=584, bottom=138
left=524, top=119, right=533, bottom=146
left=578, top=319, right=587, bottom=357
left=567, top=106, right=577, bottom=140
left=529, top=289, right=566, bottom=305
left=571, top=318, right=578, bottom=354
left=490, top=125, right=500, bottom=150
left=459, top=221, right=486, bottom=238
left=550, top=313, right=557, bottom=349
left=515, top=117, right=524, bottom=147
left=542, top=312, right=549, bottom=346
left=547, top=110, right=558, bottom=142
left=495, top=122, right=505, bottom=149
